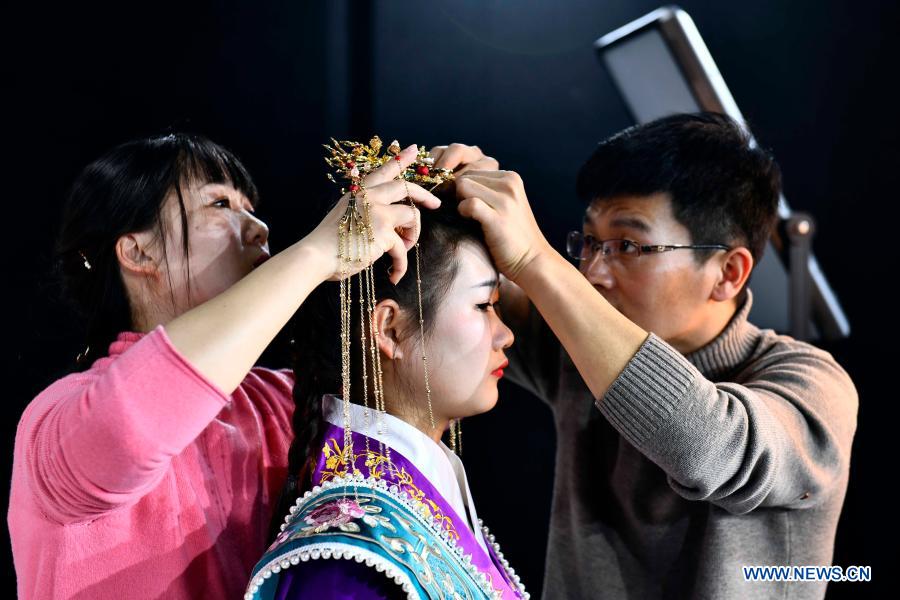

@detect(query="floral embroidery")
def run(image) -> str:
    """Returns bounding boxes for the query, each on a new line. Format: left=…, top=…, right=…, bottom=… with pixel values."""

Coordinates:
left=287, top=496, right=398, bottom=539
left=305, top=498, right=365, bottom=527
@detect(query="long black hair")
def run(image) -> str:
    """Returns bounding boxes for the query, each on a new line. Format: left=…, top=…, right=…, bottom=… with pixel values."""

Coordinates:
left=268, top=196, right=487, bottom=540
left=54, top=133, right=259, bottom=369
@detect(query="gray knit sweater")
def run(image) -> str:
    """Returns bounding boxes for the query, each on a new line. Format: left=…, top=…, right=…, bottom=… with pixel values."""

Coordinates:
left=505, top=289, right=858, bottom=600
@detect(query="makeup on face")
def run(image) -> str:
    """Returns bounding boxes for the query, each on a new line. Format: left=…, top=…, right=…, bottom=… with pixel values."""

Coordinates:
left=415, top=243, right=513, bottom=421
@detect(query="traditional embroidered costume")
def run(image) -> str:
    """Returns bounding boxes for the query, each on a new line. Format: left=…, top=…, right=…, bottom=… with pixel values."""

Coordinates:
left=245, top=396, right=527, bottom=600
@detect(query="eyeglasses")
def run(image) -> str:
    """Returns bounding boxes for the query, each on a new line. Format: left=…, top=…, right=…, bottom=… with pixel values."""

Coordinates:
left=566, top=231, right=730, bottom=262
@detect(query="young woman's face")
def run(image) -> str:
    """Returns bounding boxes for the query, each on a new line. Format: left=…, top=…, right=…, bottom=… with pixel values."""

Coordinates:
left=396, top=241, right=514, bottom=424
left=157, top=180, right=270, bottom=313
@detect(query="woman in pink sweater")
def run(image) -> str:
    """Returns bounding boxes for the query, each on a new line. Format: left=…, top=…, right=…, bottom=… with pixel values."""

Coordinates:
left=8, top=133, right=441, bottom=599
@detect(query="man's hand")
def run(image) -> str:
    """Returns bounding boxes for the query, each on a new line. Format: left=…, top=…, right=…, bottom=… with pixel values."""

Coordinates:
left=428, top=144, right=531, bottom=326
left=429, top=143, right=499, bottom=174
left=455, top=170, right=554, bottom=282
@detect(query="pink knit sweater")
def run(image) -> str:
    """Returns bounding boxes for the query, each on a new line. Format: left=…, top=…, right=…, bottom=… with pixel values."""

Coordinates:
left=8, top=325, right=295, bottom=599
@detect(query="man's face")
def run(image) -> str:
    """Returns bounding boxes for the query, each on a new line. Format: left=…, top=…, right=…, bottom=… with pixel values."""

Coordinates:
left=580, top=193, right=725, bottom=348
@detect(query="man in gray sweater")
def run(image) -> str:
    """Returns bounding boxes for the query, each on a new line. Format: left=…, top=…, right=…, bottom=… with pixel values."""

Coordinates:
left=439, top=112, right=859, bottom=599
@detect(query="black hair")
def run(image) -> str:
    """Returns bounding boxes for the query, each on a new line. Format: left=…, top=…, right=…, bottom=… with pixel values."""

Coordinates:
left=268, top=195, right=487, bottom=541
left=54, top=133, right=259, bottom=369
left=576, top=112, right=782, bottom=297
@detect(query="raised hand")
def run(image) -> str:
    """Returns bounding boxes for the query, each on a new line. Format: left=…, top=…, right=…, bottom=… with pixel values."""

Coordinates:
left=305, top=144, right=442, bottom=285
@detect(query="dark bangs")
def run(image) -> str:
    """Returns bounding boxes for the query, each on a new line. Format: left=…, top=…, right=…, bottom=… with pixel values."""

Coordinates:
left=157, top=133, right=260, bottom=208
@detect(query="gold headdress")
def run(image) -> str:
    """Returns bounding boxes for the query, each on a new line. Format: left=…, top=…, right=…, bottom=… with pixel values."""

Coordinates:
left=325, top=137, right=461, bottom=488
left=324, top=136, right=454, bottom=195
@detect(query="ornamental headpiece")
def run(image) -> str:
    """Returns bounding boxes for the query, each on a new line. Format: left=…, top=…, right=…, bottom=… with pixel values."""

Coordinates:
left=323, top=136, right=454, bottom=196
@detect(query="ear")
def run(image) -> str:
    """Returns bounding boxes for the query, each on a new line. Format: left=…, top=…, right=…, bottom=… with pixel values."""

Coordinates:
left=373, top=299, right=406, bottom=360
left=115, top=231, right=162, bottom=278
left=710, top=246, right=754, bottom=302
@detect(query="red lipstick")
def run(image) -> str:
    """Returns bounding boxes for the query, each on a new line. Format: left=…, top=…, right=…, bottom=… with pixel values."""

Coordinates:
left=491, top=360, right=509, bottom=379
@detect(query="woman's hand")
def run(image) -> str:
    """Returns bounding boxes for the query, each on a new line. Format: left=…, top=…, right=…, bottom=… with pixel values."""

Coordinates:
left=302, top=144, right=442, bottom=285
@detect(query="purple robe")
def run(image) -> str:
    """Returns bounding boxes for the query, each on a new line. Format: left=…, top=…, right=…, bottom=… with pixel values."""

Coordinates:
left=272, top=423, right=526, bottom=599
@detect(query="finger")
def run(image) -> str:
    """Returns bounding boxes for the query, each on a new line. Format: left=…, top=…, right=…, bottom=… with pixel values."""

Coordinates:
left=384, top=231, right=409, bottom=285
left=365, top=179, right=441, bottom=209
left=457, top=169, right=507, bottom=181
left=402, top=210, right=421, bottom=251
left=457, top=196, right=498, bottom=227
left=455, top=156, right=500, bottom=176
left=428, top=145, right=447, bottom=164
left=364, top=143, right=418, bottom=187
left=456, top=176, right=499, bottom=207
left=434, top=143, right=485, bottom=171
left=385, top=203, right=421, bottom=250
left=456, top=171, right=521, bottom=208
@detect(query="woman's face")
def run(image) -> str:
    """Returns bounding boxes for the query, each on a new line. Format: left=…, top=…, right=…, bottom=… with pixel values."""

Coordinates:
left=395, top=241, right=514, bottom=425
left=155, top=180, right=270, bottom=314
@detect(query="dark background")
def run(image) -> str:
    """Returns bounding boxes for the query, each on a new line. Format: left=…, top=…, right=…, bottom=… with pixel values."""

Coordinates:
left=4, top=1, right=897, bottom=598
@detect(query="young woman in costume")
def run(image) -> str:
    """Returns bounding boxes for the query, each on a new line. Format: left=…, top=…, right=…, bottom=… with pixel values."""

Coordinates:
left=247, top=195, right=528, bottom=600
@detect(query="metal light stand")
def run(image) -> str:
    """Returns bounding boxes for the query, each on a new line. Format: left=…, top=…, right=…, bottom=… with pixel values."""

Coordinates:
left=784, top=213, right=816, bottom=341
